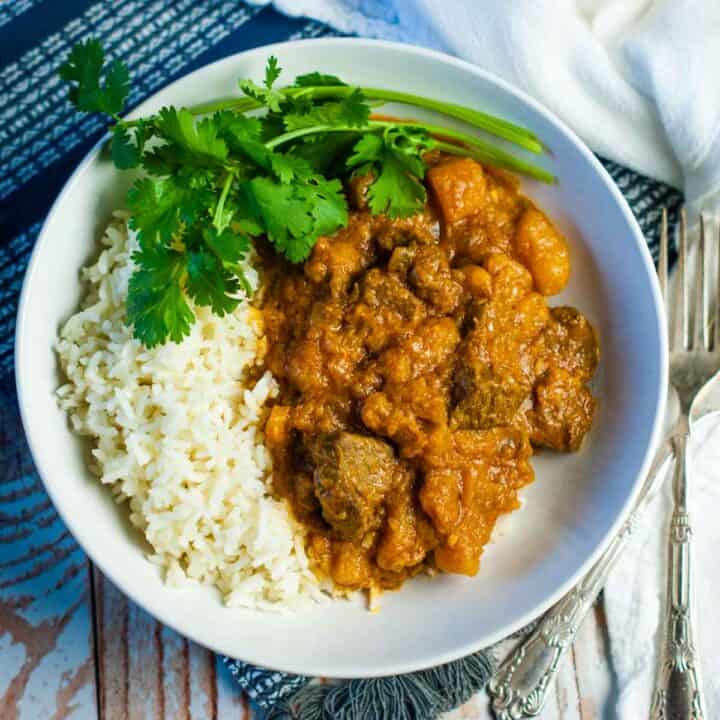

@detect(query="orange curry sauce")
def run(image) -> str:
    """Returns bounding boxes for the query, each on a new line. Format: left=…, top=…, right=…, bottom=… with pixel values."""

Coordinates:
left=260, top=153, right=599, bottom=594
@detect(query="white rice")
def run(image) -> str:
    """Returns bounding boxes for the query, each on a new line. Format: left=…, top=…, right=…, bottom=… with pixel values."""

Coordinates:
left=56, top=213, right=325, bottom=610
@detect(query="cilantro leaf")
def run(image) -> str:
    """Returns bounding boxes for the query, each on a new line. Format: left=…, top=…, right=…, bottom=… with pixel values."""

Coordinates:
left=186, top=247, right=240, bottom=316
left=59, top=38, right=129, bottom=116
left=264, top=56, right=282, bottom=88
left=366, top=151, right=426, bottom=218
left=290, top=132, right=358, bottom=174
left=127, top=177, right=210, bottom=246
left=111, top=125, right=139, bottom=169
left=347, top=133, right=384, bottom=166
left=243, top=175, right=347, bottom=262
left=293, top=72, right=346, bottom=87
left=299, top=176, right=348, bottom=238
left=213, top=111, right=263, bottom=143
left=283, top=89, right=370, bottom=131
left=239, top=79, right=285, bottom=113
left=270, top=153, right=313, bottom=183
left=155, top=108, right=228, bottom=164
left=127, top=246, right=194, bottom=347
left=240, top=57, right=284, bottom=110
left=347, top=128, right=435, bottom=218
left=204, top=226, right=251, bottom=266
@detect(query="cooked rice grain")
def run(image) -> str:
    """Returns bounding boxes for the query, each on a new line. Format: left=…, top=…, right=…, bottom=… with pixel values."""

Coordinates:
left=56, top=213, right=324, bottom=610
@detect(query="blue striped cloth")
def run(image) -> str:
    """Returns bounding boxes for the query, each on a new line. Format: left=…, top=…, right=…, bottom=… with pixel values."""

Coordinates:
left=0, top=2, right=683, bottom=718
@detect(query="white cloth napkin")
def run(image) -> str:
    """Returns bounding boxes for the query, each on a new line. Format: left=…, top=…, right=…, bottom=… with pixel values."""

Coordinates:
left=604, top=405, right=720, bottom=718
left=251, top=1, right=720, bottom=715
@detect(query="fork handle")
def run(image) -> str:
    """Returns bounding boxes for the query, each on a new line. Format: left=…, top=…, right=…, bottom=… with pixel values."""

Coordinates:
left=487, top=439, right=674, bottom=719
left=650, top=431, right=707, bottom=720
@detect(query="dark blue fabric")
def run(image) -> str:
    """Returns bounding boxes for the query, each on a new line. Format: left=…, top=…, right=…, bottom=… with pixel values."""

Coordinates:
left=0, top=2, right=683, bottom=717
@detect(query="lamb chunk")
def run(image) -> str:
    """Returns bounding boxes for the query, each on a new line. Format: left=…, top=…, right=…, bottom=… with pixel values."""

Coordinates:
left=361, top=269, right=425, bottom=321
left=376, top=475, right=437, bottom=574
left=304, top=214, right=375, bottom=296
left=408, top=244, right=464, bottom=313
left=352, top=269, right=428, bottom=352
left=532, top=306, right=599, bottom=382
left=451, top=363, right=529, bottom=430
left=527, top=368, right=595, bottom=451
left=309, top=433, right=399, bottom=542
left=374, top=211, right=438, bottom=251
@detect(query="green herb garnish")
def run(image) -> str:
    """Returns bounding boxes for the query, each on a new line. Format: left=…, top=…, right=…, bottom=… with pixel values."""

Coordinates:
left=60, top=39, right=552, bottom=347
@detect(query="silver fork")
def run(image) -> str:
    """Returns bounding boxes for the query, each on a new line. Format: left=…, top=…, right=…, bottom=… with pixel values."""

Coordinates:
left=649, top=209, right=720, bottom=719
left=487, top=210, right=720, bottom=719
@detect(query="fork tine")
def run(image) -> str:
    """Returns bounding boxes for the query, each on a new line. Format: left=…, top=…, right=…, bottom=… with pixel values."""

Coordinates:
left=698, top=214, right=709, bottom=349
left=679, top=208, right=690, bottom=350
left=659, top=208, right=669, bottom=347
left=698, top=213, right=712, bottom=350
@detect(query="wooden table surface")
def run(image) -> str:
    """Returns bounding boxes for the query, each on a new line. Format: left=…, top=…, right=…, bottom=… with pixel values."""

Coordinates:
left=1, top=433, right=615, bottom=720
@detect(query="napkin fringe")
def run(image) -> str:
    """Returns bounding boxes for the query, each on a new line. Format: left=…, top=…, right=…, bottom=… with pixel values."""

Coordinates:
left=266, top=652, right=495, bottom=720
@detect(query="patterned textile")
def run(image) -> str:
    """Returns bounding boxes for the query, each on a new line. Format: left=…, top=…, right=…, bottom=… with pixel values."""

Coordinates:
left=0, top=2, right=683, bottom=718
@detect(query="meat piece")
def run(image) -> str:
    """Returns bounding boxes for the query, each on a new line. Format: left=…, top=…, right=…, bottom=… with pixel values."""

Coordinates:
left=387, top=244, right=417, bottom=276
left=532, top=306, right=599, bottom=382
left=360, top=269, right=427, bottom=324
left=361, top=391, right=429, bottom=458
left=427, top=157, right=487, bottom=224
left=376, top=475, right=437, bottom=574
left=528, top=368, right=595, bottom=451
left=353, top=269, right=428, bottom=352
left=460, top=286, right=549, bottom=389
left=451, top=363, right=529, bottom=430
left=513, top=207, right=570, bottom=296
left=377, top=317, right=460, bottom=385
left=304, top=214, right=376, bottom=296
left=309, top=433, right=400, bottom=541
left=408, top=244, right=464, bottom=313
left=374, top=210, right=438, bottom=250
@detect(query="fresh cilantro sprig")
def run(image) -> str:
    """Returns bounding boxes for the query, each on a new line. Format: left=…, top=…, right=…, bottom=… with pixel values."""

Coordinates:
left=59, top=39, right=129, bottom=116
left=60, top=39, right=552, bottom=348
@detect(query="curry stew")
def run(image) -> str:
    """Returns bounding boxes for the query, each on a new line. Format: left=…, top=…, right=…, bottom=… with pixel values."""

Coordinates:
left=261, top=154, right=599, bottom=593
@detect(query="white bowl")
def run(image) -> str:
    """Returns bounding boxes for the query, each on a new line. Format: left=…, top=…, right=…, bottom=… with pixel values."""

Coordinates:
left=15, top=39, right=667, bottom=678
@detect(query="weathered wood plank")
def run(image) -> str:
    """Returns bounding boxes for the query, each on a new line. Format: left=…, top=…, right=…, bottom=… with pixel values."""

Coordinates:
left=94, top=570, right=253, bottom=719
left=159, top=626, right=190, bottom=720
left=0, top=393, right=98, bottom=720
left=127, top=593, right=164, bottom=719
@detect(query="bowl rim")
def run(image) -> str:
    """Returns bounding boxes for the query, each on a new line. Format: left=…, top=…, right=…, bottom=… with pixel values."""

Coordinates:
left=14, top=36, right=668, bottom=677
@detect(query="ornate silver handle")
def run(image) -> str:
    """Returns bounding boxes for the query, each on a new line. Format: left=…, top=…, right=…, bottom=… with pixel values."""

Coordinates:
left=650, top=430, right=706, bottom=720
left=487, top=439, right=674, bottom=720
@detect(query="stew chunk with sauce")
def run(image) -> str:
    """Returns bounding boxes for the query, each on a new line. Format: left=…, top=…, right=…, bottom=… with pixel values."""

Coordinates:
left=262, top=154, right=599, bottom=593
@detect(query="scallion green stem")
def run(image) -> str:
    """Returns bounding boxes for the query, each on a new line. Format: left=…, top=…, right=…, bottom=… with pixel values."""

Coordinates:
left=289, top=86, right=543, bottom=154
left=433, top=140, right=554, bottom=184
